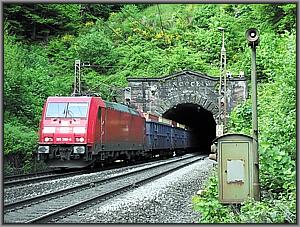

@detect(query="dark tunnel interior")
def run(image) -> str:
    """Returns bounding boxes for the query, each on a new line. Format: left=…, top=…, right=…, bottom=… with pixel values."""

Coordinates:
left=163, top=103, right=216, bottom=153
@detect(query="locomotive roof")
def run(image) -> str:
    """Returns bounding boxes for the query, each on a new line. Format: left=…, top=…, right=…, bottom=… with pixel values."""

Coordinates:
left=104, top=101, right=140, bottom=116
left=46, top=97, right=140, bottom=116
left=47, top=96, right=93, bottom=102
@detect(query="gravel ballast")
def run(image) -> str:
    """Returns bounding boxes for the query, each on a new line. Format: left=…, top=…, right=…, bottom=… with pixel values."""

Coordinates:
left=58, top=157, right=215, bottom=224
left=4, top=157, right=189, bottom=204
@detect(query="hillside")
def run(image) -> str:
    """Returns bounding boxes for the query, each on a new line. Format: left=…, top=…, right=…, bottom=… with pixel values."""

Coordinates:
left=3, top=3, right=296, bottom=223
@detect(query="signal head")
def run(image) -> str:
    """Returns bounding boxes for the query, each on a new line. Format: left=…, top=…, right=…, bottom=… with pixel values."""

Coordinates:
left=245, top=28, right=260, bottom=47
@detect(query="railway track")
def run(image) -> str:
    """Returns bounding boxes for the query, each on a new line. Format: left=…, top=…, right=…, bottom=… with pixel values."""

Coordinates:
left=4, top=155, right=184, bottom=187
left=4, top=154, right=206, bottom=223
left=4, top=170, right=54, bottom=181
left=4, top=169, right=91, bottom=187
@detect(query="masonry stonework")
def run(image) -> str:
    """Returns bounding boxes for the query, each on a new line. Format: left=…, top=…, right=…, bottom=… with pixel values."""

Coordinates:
left=125, top=70, right=247, bottom=121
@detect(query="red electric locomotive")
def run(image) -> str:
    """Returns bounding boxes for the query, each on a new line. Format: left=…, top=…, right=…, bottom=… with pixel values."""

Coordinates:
left=37, top=96, right=145, bottom=168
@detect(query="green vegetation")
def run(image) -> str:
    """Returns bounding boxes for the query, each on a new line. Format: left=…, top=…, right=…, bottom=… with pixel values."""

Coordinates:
left=3, top=3, right=296, bottom=222
left=191, top=4, right=296, bottom=224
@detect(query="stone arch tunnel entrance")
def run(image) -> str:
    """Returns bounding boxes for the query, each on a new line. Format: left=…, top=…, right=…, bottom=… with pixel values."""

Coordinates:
left=124, top=70, right=247, bottom=152
left=163, top=103, right=216, bottom=152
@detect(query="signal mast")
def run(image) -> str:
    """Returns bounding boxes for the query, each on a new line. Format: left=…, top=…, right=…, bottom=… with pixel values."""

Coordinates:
left=217, top=27, right=227, bottom=136
left=72, top=60, right=91, bottom=96
left=73, top=60, right=81, bottom=96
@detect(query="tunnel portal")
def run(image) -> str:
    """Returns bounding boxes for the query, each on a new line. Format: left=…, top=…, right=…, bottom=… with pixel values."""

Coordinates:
left=125, top=70, right=247, bottom=153
left=163, top=103, right=216, bottom=152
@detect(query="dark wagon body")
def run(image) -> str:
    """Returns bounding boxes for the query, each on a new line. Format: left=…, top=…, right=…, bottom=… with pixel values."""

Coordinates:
left=144, top=116, right=191, bottom=157
left=145, top=121, right=172, bottom=151
left=171, top=127, right=191, bottom=150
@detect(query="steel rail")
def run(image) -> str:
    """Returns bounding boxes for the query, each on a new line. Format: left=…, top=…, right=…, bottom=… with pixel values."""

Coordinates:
left=26, top=155, right=204, bottom=223
left=4, top=170, right=55, bottom=180
left=5, top=154, right=202, bottom=210
left=4, top=154, right=206, bottom=223
left=4, top=169, right=90, bottom=187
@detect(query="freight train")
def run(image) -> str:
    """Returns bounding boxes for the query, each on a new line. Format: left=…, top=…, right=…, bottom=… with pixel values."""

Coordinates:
left=37, top=96, right=192, bottom=168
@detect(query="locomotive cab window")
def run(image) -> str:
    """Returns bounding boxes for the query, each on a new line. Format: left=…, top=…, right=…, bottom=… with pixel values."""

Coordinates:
left=68, top=103, right=88, bottom=118
left=46, top=102, right=88, bottom=118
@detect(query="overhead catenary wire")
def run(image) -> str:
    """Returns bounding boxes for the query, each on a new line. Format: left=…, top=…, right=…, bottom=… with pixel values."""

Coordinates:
left=74, top=5, right=172, bottom=100
left=97, top=18, right=163, bottom=75
left=121, top=8, right=154, bottom=33
left=120, top=5, right=192, bottom=73
left=76, top=18, right=150, bottom=91
left=79, top=5, right=147, bottom=69
left=82, top=5, right=179, bottom=91
left=83, top=5, right=171, bottom=73
left=99, top=19, right=143, bottom=59
left=122, top=5, right=167, bottom=38
left=75, top=24, right=143, bottom=97
left=120, top=6, right=189, bottom=76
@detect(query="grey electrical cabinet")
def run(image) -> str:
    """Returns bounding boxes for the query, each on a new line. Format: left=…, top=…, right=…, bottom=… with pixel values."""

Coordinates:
left=212, top=133, right=260, bottom=204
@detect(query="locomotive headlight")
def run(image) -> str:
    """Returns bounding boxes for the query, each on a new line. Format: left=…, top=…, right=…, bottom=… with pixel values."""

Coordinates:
left=73, top=146, right=85, bottom=154
left=44, top=137, right=54, bottom=142
left=75, top=137, right=85, bottom=142
left=38, top=146, right=49, bottom=154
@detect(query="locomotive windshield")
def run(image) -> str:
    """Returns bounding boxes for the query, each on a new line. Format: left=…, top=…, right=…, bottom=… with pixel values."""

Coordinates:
left=46, top=102, right=88, bottom=118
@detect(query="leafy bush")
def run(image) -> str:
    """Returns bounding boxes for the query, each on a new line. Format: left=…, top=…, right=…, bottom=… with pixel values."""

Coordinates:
left=3, top=117, right=49, bottom=175
left=4, top=30, right=56, bottom=127
left=193, top=171, right=296, bottom=223
left=74, top=21, right=117, bottom=70
left=195, top=28, right=295, bottom=224
left=238, top=195, right=296, bottom=223
left=229, top=30, right=296, bottom=193
left=3, top=5, right=296, bottom=220
left=4, top=117, right=38, bottom=175
left=193, top=173, right=236, bottom=223
left=4, top=118, right=38, bottom=156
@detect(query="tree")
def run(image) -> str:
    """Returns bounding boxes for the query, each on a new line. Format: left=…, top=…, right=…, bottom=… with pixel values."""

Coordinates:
left=3, top=4, right=81, bottom=40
